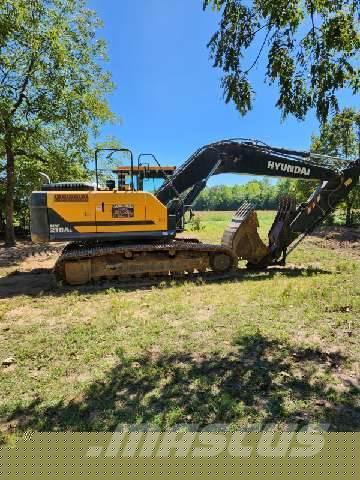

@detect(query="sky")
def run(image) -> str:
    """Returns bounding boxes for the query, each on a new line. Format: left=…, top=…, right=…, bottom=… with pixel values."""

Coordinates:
left=88, top=0, right=358, bottom=186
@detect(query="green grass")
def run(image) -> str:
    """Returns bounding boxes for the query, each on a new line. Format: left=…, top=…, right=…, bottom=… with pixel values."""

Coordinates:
left=0, top=211, right=359, bottom=440
left=190, top=210, right=275, bottom=243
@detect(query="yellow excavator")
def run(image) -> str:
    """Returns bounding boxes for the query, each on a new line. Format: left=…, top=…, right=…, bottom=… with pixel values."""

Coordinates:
left=30, top=139, right=359, bottom=285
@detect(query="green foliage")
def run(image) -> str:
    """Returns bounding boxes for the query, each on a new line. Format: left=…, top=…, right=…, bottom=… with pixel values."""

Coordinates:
left=0, top=0, right=115, bottom=133
left=311, top=108, right=360, bottom=225
left=94, top=136, right=124, bottom=182
left=203, top=0, right=360, bottom=122
left=0, top=0, right=115, bottom=241
left=311, top=108, right=360, bottom=158
left=286, top=108, right=360, bottom=225
left=194, top=179, right=281, bottom=210
left=188, top=215, right=205, bottom=231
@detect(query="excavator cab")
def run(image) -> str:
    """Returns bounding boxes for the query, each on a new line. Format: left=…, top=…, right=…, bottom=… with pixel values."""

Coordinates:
left=112, top=163, right=176, bottom=193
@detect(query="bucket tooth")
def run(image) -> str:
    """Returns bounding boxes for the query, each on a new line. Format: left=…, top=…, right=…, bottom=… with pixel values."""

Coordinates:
left=222, top=202, right=270, bottom=264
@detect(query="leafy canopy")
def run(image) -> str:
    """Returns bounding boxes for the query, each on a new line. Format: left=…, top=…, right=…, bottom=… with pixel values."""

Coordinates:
left=203, top=0, right=360, bottom=122
left=290, top=108, right=360, bottom=224
left=311, top=107, right=360, bottom=158
left=0, top=0, right=115, bottom=234
left=0, top=0, right=115, bottom=137
left=311, top=108, right=360, bottom=224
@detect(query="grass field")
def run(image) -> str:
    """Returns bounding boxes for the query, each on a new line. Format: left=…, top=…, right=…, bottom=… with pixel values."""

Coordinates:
left=0, top=211, right=359, bottom=442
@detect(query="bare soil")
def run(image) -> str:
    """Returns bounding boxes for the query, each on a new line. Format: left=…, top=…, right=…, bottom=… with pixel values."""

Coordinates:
left=310, top=226, right=360, bottom=256
left=0, top=241, right=66, bottom=268
left=0, top=241, right=65, bottom=298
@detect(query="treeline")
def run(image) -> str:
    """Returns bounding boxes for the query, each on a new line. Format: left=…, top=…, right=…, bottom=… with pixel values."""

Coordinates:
left=194, top=179, right=293, bottom=211
left=194, top=177, right=359, bottom=225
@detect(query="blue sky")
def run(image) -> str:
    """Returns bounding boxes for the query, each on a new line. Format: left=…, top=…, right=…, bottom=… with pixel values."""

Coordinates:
left=88, top=0, right=358, bottom=186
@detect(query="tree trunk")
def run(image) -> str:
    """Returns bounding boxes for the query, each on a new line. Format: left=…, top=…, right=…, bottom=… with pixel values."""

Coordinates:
left=345, top=199, right=352, bottom=227
left=4, top=131, right=16, bottom=246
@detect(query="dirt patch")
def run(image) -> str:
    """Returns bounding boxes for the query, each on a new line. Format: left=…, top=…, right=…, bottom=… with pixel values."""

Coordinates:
left=337, top=373, right=360, bottom=390
left=147, top=345, right=162, bottom=362
left=195, top=305, right=215, bottom=322
left=61, top=371, right=93, bottom=384
left=19, top=253, right=59, bottom=272
left=0, top=242, right=65, bottom=298
left=3, top=305, right=41, bottom=323
left=309, top=226, right=360, bottom=255
left=312, top=226, right=360, bottom=242
left=0, top=241, right=65, bottom=268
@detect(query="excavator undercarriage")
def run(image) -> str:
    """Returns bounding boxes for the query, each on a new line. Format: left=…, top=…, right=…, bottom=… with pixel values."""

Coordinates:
left=54, top=239, right=237, bottom=285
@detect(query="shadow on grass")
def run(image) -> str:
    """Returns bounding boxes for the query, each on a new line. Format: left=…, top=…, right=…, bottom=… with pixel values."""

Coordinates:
left=4, top=333, right=359, bottom=437
left=0, top=266, right=333, bottom=299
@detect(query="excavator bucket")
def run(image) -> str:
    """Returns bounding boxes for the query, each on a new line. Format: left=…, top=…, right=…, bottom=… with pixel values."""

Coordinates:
left=221, top=202, right=270, bottom=265
left=267, top=196, right=297, bottom=259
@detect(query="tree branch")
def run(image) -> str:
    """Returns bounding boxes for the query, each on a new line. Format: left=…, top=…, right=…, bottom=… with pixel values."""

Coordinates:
left=310, top=4, right=315, bottom=41
left=306, top=0, right=321, bottom=62
left=244, top=28, right=272, bottom=75
left=251, top=22, right=272, bottom=39
left=10, top=54, right=36, bottom=116
left=0, top=68, right=11, bottom=86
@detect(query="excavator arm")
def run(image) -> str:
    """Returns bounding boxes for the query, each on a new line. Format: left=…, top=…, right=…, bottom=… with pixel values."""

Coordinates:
left=156, top=139, right=360, bottom=267
left=266, top=160, right=360, bottom=264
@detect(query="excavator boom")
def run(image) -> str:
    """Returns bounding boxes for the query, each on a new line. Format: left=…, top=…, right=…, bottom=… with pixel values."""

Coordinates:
left=156, top=139, right=339, bottom=207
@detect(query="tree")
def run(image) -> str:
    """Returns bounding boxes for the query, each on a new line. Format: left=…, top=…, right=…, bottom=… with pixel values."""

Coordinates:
left=3, top=127, right=92, bottom=232
left=203, top=0, right=359, bottom=122
left=274, top=109, right=360, bottom=225
left=0, top=0, right=115, bottom=245
left=310, top=108, right=360, bottom=225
